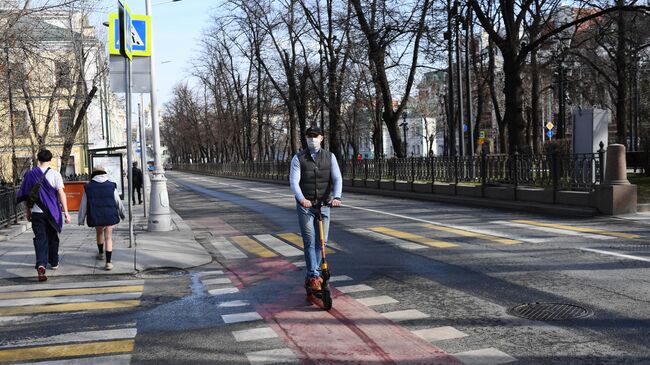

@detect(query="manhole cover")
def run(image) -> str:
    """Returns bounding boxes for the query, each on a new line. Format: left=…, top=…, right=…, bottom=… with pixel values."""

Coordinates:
left=135, top=267, right=188, bottom=279
left=509, top=302, right=592, bottom=321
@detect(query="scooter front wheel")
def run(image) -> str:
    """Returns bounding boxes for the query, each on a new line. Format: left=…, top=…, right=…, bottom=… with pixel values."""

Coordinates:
left=322, top=289, right=332, bottom=310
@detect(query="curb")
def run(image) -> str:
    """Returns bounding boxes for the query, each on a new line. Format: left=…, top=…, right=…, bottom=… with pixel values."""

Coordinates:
left=176, top=171, right=598, bottom=218
left=0, top=221, right=30, bottom=242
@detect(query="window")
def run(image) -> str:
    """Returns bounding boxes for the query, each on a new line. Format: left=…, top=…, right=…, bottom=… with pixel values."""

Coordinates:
left=11, top=110, right=29, bottom=137
left=55, top=61, right=72, bottom=88
left=58, top=109, right=74, bottom=135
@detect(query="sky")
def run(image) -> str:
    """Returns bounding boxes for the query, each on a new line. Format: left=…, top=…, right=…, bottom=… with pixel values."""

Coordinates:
left=97, top=0, right=221, bottom=107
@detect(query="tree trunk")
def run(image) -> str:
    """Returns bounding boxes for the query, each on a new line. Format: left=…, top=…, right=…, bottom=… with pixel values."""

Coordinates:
left=59, top=86, right=98, bottom=176
left=502, top=49, right=525, bottom=153
left=530, top=48, right=541, bottom=154
left=615, top=7, right=628, bottom=144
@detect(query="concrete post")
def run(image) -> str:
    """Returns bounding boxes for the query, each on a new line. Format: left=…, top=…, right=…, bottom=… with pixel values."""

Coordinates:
left=596, top=144, right=637, bottom=215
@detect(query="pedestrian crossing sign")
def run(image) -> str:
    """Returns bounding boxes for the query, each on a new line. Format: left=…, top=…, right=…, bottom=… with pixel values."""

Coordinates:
left=108, top=12, right=151, bottom=57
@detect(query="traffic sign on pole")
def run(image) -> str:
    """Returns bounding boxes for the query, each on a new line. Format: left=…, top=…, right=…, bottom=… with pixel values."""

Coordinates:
left=546, top=121, right=554, bottom=130
left=117, top=1, right=133, bottom=60
left=109, top=12, right=151, bottom=57
left=547, top=130, right=554, bottom=139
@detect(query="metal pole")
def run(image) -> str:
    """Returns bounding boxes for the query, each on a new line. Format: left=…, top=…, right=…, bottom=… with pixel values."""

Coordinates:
left=464, top=9, right=474, bottom=156
left=125, top=57, right=134, bottom=248
left=4, top=45, right=18, bottom=224
left=138, top=95, right=147, bottom=217
left=558, top=59, right=565, bottom=139
left=145, top=0, right=172, bottom=231
left=455, top=11, right=464, bottom=157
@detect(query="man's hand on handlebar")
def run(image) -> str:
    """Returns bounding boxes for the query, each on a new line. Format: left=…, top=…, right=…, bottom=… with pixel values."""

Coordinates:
left=331, top=199, right=342, bottom=207
left=300, top=199, right=312, bottom=208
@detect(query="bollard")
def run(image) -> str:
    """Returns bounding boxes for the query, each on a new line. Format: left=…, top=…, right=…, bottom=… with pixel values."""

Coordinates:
left=604, top=144, right=630, bottom=185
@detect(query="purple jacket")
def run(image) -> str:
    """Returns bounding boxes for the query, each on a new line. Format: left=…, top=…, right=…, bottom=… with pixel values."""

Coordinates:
left=17, top=167, right=63, bottom=232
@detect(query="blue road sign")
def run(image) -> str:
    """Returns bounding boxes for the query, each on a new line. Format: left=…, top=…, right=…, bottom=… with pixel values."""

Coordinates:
left=109, top=12, right=151, bottom=57
left=547, top=130, right=554, bottom=138
left=463, top=124, right=468, bottom=133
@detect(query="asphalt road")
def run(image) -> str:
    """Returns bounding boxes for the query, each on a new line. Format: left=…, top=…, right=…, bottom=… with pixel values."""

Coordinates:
left=1, top=170, right=648, bottom=365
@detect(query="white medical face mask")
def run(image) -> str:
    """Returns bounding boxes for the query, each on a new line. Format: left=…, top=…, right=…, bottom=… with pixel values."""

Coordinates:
left=307, top=137, right=321, bottom=151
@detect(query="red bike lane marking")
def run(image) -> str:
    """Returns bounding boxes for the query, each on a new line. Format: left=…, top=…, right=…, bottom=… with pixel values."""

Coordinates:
left=227, top=259, right=465, bottom=365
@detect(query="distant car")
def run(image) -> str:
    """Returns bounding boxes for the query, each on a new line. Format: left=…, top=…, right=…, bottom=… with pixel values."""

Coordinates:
left=164, top=164, right=172, bottom=170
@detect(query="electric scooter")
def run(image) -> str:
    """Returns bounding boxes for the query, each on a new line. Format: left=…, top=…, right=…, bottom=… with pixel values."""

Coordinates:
left=305, top=201, right=333, bottom=311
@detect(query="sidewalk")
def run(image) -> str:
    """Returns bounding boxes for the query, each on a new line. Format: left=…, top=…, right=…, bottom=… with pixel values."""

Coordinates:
left=0, top=204, right=212, bottom=280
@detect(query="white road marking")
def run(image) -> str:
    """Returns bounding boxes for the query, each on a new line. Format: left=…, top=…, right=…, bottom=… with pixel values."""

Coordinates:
left=202, top=277, right=232, bottom=286
left=232, top=327, right=278, bottom=342
left=336, top=284, right=374, bottom=294
left=0, top=328, right=137, bottom=349
left=382, top=309, right=430, bottom=322
left=453, top=347, right=517, bottom=365
left=292, top=261, right=306, bottom=268
left=218, top=300, right=250, bottom=308
left=579, top=247, right=650, bottom=262
left=0, top=292, right=142, bottom=308
left=348, top=228, right=427, bottom=250
left=329, top=275, right=353, bottom=282
left=246, top=348, right=297, bottom=365
left=356, top=295, right=398, bottom=307
left=254, top=234, right=303, bottom=257
left=412, top=326, right=468, bottom=342
left=0, top=280, right=145, bottom=293
left=208, top=287, right=239, bottom=296
left=493, top=221, right=615, bottom=240
left=222, top=311, right=262, bottom=324
left=197, top=270, right=224, bottom=277
left=209, top=236, right=248, bottom=259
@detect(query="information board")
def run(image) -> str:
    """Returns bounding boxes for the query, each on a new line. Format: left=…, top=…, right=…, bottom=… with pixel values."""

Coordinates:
left=91, top=154, right=124, bottom=199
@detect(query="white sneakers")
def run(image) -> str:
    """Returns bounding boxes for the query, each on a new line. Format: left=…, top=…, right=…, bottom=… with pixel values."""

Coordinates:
left=105, top=262, right=114, bottom=270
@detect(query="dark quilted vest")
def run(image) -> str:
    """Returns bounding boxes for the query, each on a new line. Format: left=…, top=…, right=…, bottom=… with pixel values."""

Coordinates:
left=298, top=149, right=332, bottom=202
left=85, top=180, right=119, bottom=227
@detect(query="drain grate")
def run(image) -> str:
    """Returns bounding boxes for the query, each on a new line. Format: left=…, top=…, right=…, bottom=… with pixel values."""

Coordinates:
left=509, top=302, right=592, bottom=321
left=135, top=267, right=188, bottom=279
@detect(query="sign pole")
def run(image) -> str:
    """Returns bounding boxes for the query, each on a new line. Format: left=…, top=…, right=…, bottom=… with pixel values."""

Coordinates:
left=139, top=94, right=148, bottom=217
left=125, top=57, right=134, bottom=249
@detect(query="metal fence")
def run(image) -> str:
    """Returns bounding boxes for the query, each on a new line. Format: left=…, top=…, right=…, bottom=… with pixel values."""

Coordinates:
left=0, top=187, right=24, bottom=228
left=176, top=150, right=605, bottom=194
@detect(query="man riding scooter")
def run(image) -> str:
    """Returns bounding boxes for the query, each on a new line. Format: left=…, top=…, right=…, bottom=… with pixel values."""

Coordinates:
left=289, top=126, right=342, bottom=293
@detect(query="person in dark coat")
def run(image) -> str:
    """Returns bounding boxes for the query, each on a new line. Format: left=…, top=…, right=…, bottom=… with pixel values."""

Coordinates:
left=132, top=162, right=143, bottom=205
left=78, top=166, right=125, bottom=270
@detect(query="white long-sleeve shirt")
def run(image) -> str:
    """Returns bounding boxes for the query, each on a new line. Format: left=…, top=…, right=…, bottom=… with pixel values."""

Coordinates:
left=289, top=149, right=343, bottom=202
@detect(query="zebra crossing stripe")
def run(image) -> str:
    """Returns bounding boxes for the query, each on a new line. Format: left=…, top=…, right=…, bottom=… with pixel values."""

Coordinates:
left=230, top=236, right=276, bottom=258
left=369, top=227, right=458, bottom=248
left=0, top=280, right=145, bottom=294
left=0, top=339, right=134, bottom=363
left=494, top=221, right=615, bottom=240
left=0, top=328, right=137, bottom=349
left=0, top=292, right=142, bottom=308
left=421, top=224, right=521, bottom=245
left=17, top=354, right=132, bottom=365
left=512, top=220, right=639, bottom=239
left=0, top=285, right=143, bottom=300
left=209, top=237, right=248, bottom=259
left=254, top=234, right=303, bottom=257
left=0, top=300, right=141, bottom=316
left=232, top=327, right=278, bottom=342
left=246, top=348, right=296, bottom=364
left=349, top=228, right=427, bottom=250
left=277, top=233, right=335, bottom=254
left=202, top=277, right=232, bottom=286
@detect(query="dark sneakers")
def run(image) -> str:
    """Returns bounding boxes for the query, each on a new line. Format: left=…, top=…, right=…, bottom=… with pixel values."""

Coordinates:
left=37, top=266, right=47, bottom=282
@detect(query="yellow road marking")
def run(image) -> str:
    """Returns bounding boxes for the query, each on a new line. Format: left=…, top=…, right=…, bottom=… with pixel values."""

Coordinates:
left=276, top=233, right=335, bottom=254
left=422, top=224, right=521, bottom=245
left=0, top=339, right=133, bottom=362
left=230, top=236, right=276, bottom=258
left=0, top=285, right=143, bottom=300
left=0, top=300, right=141, bottom=316
left=369, top=227, right=458, bottom=248
left=512, top=220, right=640, bottom=239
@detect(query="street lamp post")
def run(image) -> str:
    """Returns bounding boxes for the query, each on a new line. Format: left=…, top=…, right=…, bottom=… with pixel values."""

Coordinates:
left=400, top=112, right=408, bottom=156
left=145, top=0, right=172, bottom=231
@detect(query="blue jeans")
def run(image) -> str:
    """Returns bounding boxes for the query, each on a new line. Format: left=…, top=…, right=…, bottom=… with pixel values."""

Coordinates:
left=296, top=203, right=330, bottom=279
left=31, top=213, right=60, bottom=269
